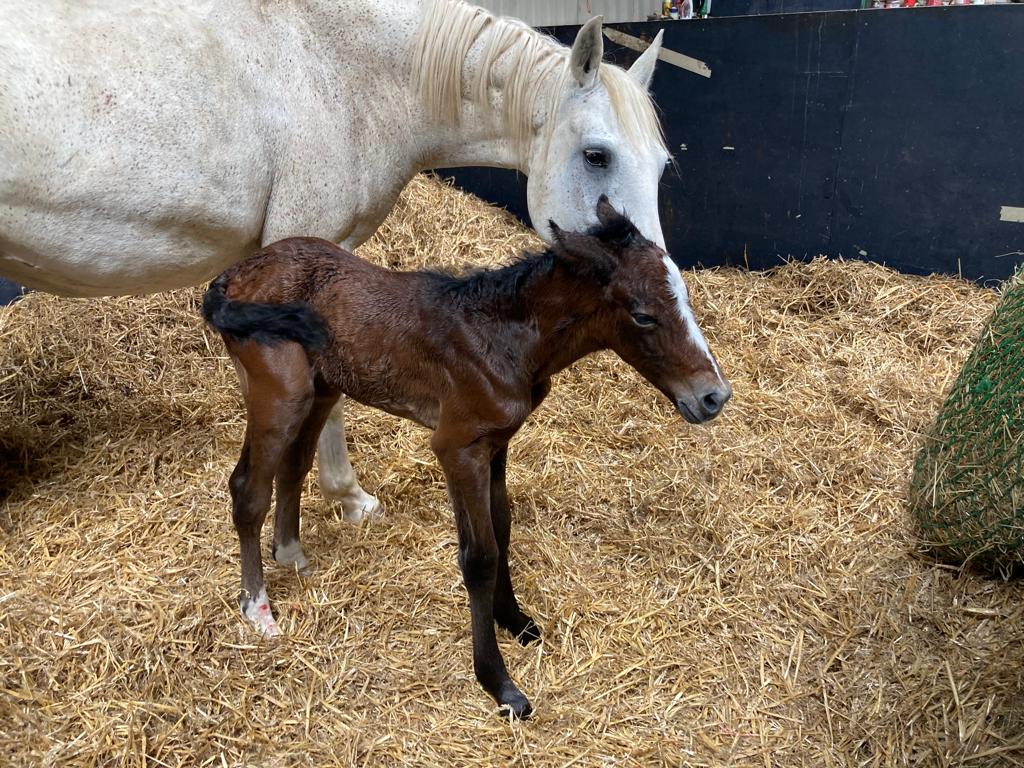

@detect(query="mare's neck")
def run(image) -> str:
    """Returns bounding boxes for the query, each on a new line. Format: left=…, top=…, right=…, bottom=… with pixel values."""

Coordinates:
left=266, top=0, right=428, bottom=248
left=406, top=1, right=562, bottom=173
left=283, top=0, right=556, bottom=245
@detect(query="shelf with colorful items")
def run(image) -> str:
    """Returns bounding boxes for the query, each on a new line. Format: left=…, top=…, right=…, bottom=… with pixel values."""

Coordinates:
left=655, top=0, right=711, bottom=20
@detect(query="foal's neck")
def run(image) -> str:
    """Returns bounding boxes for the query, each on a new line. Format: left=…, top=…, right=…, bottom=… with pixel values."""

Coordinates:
left=435, top=252, right=607, bottom=382
left=517, top=262, right=609, bottom=382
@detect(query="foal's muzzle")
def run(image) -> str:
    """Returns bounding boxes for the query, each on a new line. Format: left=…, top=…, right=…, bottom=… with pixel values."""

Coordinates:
left=676, top=380, right=732, bottom=424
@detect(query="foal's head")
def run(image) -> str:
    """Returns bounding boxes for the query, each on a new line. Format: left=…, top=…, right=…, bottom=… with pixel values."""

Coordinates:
left=550, top=199, right=732, bottom=424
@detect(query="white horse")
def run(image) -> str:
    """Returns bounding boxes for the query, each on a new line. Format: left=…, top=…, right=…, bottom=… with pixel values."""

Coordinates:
left=0, top=0, right=673, bottom=522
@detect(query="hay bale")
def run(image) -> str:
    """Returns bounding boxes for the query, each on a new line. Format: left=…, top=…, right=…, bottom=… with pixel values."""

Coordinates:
left=2, top=175, right=1024, bottom=767
left=909, top=270, right=1024, bottom=575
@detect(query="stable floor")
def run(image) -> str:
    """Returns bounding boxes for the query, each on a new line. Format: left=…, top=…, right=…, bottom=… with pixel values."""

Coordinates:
left=1, top=176, right=1021, bottom=767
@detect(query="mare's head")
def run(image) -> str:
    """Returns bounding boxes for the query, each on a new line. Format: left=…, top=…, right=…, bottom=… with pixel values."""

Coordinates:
left=528, top=18, right=670, bottom=248
left=550, top=199, right=731, bottom=424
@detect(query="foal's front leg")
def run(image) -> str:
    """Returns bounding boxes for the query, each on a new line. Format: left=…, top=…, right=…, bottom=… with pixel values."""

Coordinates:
left=433, top=436, right=532, bottom=719
left=316, top=399, right=384, bottom=522
left=490, top=447, right=541, bottom=645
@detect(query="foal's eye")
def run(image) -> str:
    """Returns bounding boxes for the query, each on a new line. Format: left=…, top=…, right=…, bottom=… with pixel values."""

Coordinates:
left=631, top=312, right=657, bottom=328
left=584, top=149, right=609, bottom=168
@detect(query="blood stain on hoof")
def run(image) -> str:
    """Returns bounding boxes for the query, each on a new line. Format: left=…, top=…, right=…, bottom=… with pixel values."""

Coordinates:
left=242, top=589, right=282, bottom=638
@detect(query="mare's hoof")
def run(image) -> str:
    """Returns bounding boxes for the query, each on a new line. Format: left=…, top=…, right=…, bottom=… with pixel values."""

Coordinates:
left=339, top=491, right=384, bottom=524
left=496, top=682, right=533, bottom=720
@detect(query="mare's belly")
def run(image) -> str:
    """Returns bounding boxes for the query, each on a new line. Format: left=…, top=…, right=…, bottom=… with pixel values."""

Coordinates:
left=0, top=0, right=275, bottom=296
left=0, top=207, right=265, bottom=296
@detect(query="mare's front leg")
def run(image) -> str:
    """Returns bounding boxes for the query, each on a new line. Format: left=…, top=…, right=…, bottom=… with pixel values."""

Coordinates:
left=432, top=434, right=532, bottom=719
left=316, top=398, right=384, bottom=522
left=272, top=390, right=341, bottom=573
left=491, top=447, right=541, bottom=645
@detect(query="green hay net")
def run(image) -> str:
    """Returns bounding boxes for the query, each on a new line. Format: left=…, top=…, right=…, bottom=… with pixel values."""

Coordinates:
left=908, top=269, right=1024, bottom=576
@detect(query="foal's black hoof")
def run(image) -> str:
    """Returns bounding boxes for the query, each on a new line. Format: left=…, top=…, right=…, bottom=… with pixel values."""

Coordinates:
left=514, top=617, right=542, bottom=646
left=499, top=611, right=542, bottom=645
left=496, top=682, right=533, bottom=720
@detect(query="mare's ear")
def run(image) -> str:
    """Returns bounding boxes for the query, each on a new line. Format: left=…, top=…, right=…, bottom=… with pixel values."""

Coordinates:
left=627, top=29, right=663, bottom=90
left=549, top=218, right=618, bottom=284
left=570, top=16, right=604, bottom=90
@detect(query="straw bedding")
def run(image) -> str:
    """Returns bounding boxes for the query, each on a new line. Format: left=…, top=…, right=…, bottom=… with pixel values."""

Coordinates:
left=2, top=175, right=1022, bottom=767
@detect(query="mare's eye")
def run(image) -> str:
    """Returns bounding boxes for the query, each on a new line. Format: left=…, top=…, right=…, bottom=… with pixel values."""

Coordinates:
left=631, top=312, right=657, bottom=328
left=584, top=149, right=609, bottom=168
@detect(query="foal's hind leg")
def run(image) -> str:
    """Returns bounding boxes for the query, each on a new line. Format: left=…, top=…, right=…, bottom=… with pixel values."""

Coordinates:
left=317, top=398, right=383, bottom=522
left=273, top=390, right=341, bottom=573
left=228, top=342, right=314, bottom=636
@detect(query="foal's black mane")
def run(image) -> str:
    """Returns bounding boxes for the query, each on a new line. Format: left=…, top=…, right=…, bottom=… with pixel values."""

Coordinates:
left=426, top=249, right=557, bottom=310
left=426, top=213, right=636, bottom=310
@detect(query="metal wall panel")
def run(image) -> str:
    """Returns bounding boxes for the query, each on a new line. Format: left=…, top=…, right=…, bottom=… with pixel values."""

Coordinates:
left=472, top=0, right=663, bottom=25
left=441, top=7, right=1024, bottom=282
left=711, top=0, right=859, bottom=14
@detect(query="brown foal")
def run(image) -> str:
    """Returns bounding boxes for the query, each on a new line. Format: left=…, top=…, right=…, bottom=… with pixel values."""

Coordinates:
left=202, top=199, right=731, bottom=718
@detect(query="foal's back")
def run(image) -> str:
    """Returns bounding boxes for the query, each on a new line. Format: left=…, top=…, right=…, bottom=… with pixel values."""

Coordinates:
left=222, top=237, right=428, bottom=322
left=221, top=238, right=369, bottom=305
left=220, top=237, right=450, bottom=421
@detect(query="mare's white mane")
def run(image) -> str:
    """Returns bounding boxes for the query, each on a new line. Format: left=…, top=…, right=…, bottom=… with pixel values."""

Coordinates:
left=410, top=0, right=668, bottom=158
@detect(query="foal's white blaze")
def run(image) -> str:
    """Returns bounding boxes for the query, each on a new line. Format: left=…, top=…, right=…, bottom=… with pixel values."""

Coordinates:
left=661, top=255, right=722, bottom=378
left=243, top=588, right=281, bottom=638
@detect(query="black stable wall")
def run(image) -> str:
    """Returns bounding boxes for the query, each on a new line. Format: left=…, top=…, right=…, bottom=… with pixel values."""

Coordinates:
left=440, top=6, right=1024, bottom=282
left=2, top=6, right=1019, bottom=305
left=0, top=280, right=22, bottom=305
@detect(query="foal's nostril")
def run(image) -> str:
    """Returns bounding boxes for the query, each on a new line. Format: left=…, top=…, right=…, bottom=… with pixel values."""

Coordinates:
left=700, top=384, right=731, bottom=418
left=703, top=392, right=721, bottom=412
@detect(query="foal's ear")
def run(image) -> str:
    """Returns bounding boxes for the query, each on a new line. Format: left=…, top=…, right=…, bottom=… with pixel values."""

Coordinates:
left=570, top=16, right=604, bottom=90
left=549, top=218, right=618, bottom=284
left=593, top=196, right=642, bottom=248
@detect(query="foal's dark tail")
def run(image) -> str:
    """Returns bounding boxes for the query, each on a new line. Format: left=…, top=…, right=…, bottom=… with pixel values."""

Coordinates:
left=202, top=275, right=329, bottom=351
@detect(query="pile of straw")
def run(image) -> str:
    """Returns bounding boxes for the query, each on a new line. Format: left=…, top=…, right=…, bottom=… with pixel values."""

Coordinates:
left=2, top=176, right=1022, bottom=767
